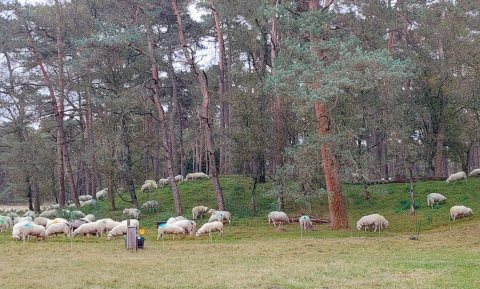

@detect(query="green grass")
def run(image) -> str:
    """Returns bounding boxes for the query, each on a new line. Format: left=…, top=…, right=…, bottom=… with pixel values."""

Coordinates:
left=1, top=176, right=479, bottom=288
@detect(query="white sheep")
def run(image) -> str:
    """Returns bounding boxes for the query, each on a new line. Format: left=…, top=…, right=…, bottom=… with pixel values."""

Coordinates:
left=0, top=216, right=11, bottom=232
left=46, top=218, right=69, bottom=229
left=166, top=216, right=187, bottom=224
left=96, top=188, right=108, bottom=200
left=192, top=206, right=209, bottom=220
left=174, top=175, right=184, bottom=182
left=12, top=221, right=46, bottom=242
left=450, top=205, right=473, bottom=221
left=141, top=180, right=158, bottom=193
left=446, top=171, right=467, bottom=183
left=69, top=219, right=90, bottom=231
left=79, top=195, right=93, bottom=202
left=158, top=178, right=169, bottom=188
left=268, top=211, right=289, bottom=227
left=47, top=204, right=60, bottom=210
left=299, top=215, right=313, bottom=231
left=23, top=211, right=36, bottom=219
left=71, top=210, right=86, bottom=219
left=33, top=217, right=50, bottom=227
left=46, top=222, right=71, bottom=237
left=39, top=209, right=57, bottom=219
left=468, top=168, right=480, bottom=177
left=427, top=193, right=447, bottom=208
left=83, top=214, right=96, bottom=222
left=141, top=200, right=159, bottom=213
left=81, top=199, right=96, bottom=207
left=123, top=208, right=140, bottom=219
left=207, top=210, right=232, bottom=224
left=73, top=222, right=104, bottom=237
left=96, top=219, right=120, bottom=234
left=185, top=172, right=209, bottom=181
left=156, top=224, right=185, bottom=240
left=356, top=214, right=389, bottom=232
left=13, top=216, right=33, bottom=225
left=195, top=221, right=223, bottom=237
left=107, top=219, right=139, bottom=240
left=171, top=220, right=197, bottom=236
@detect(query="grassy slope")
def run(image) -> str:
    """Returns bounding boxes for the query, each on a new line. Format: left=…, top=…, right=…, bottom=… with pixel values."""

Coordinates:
left=0, top=176, right=479, bottom=289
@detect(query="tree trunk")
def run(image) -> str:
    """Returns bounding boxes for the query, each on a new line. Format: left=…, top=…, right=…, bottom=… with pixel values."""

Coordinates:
left=85, top=78, right=97, bottom=197
left=170, top=0, right=225, bottom=210
left=434, top=91, right=446, bottom=179
left=211, top=0, right=228, bottom=175
left=144, top=11, right=182, bottom=215
left=309, top=0, right=348, bottom=229
left=167, top=48, right=179, bottom=175
left=121, top=115, right=138, bottom=208
left=179, top=119, right=186, bottom=177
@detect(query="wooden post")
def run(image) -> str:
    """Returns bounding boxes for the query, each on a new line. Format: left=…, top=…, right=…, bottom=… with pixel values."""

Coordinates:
left=126, top=219, right=137, bottom=251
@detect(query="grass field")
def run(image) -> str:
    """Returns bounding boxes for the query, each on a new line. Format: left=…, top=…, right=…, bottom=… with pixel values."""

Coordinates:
left=0, top=176, right=479, bottom=288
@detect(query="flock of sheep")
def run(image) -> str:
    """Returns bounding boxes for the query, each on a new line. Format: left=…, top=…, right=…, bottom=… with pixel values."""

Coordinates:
left=0, top=169, right=476, bottom=243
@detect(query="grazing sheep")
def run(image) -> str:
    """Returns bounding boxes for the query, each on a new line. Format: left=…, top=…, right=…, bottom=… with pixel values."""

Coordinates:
left=123, top=208, right=140, bottom=219
left=47, top=204, right=60, bottom=210
left=70, top=210, right=86, bottom=219
left=33, top=217, right=50, bottom=227
left=185, top=172, right=209, bottom=181
left=156, top=224, right=185, bottom=240
left=73, top=222, right=104, bottom=237
left=141, top=200, right=159, bottom=213
left=0, top=216, right=11, bottom=232
left=96, top=219, right=120, bottom=234
left=39, top=209, right=57, bottom=219
left=427, top=193, right=447, bottom=208
left=268, top=211, right=289, bottom=227
left=207, top=210, right=232, bottom=224
left=83, top=214, right=96, bottom=222
left=166, top=216, right=187, bottom=224
left=69, top=219, right=90, bottom=231
left=174, top=175, right=184, bottom=182
left=13, top=222, right=46, bottom=242
left=141, top=180, right=158, bottom=193
left=79, top=195, right=93, bottom=202
left=46, top=218, right=69, bottom=229
left=299, top=215, right=313, bottom=231
left=356, top=214, right=389, bottom=232
left=446, top=171, right=467, bottom=183
left=195, top=221, right=223, bottom=237
left=192, top=206, right=209, bottom=220
left=158, top=178, right=169, bottom=188
left=171, top=220, right=196, bottom=236
left=46, top=222, right=71, bottom=237
left=96, top=188, right=108, bottom=200
left=81, top=199, right=97, bottom=207
left=450, top=205, right=473, bottom=221
left=13, top=216, right=33, bottom=225
left=107, top=219, right=139, bottom=240
left=23, top=211, right=36, bottom=219
left=468, top=168, right=480, bottom=177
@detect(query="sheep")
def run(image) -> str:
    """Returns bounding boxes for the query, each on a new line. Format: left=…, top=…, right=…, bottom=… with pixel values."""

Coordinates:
left=6, top=212, right=19, bottom=219
left=39, top=209, right=57, bottom=219
left=356, top=214, right=389, bottom=232
left=123, top=208, right=140, bottom=219
left=185, top=172, right=209, bottom=181
left=158, top=178, right=169, bottom=188
left=141, top=180, right=158, bottom=193
left=299, top=215, right=313, bottom=231
left=33, top=217, right=50, bottom=227
left=156, top=224, right=185, bottom=240
left=47, top=204, right=60, bottom=210
left=96, top=218, right=120, bottom=234
left=46, top=222, right=71, bottom=237
left=23, top=211, right=36, bottom=219
left=83, top=214, right=96, bottom=222
left=450, top=205, right=473, bottom=221
left=13, top=222, right=46, bottom=242
left=46, top=218, right=69, bottom=229
left=96, top=188, right=108, bottom=200
left=468, top=168, right=480, bottom=177
left=107, top=219, right=139, bottom=240
left=73, top=222, right=104, bottom=237
left=427, top=193, right=447, bottom=208
left=141, top=200, right=159, bottom=213
left=166, top=216, right=187, bottom=224
left=69, top=219, right=90, bottom=231
left=446, top=171, right=467, bottom=183
left=81, top=199, right=96, bottom=207
left=268, top=211, right=289, bottom=227
left=207, top=210, right=232, bottom=224
left=174, top=175, right=184, bottom=182
left=192, top=206, right=209, bottom=220
left=0, top=216, right=11, bottom=232
left=13, top=216, right=33, bottom=225
left=195, top=221, right=223, bottom=237
left=79, top=195, right=93, bottom=202
left=172, top=220, right=197, bottom=235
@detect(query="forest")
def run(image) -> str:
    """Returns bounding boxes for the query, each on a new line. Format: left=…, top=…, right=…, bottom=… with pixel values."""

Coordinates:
left=0, top=0, right=479, bottom=229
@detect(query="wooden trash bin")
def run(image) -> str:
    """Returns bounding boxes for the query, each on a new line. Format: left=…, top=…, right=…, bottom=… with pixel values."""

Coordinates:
left=126, top=225, right=138, bottom=251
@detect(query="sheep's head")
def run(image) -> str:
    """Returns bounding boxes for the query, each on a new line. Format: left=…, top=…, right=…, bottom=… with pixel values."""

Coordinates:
left=467, top=208, right=473, bottom=215
left=356, top=223, right=362, bottom=230
left=208, top=209, right=216, bottom=215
